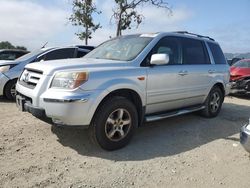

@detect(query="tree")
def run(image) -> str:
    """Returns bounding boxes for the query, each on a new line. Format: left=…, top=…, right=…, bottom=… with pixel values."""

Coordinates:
left=112, top=0, right=172, bottom=36
left=0, top=41, right=27, bottom=51
left=69, top=0, right=101, bottom=45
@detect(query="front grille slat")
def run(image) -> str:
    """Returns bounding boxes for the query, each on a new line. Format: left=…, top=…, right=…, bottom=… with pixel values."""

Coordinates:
left=19, top=69, right=43, bottom=89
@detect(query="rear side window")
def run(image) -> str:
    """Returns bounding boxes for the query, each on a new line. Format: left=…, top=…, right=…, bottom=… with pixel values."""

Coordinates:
left=181, top=38, right=210, bottom=65
left=208, top=42, right=226, bottom=64
left=44, top=48, right=75, bottom=61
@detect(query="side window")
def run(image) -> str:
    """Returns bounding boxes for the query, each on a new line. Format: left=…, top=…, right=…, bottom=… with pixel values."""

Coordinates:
left=77, top=50, right=88, bottom=58
left=152, top=37, right=181, bottom=65
left=0, top=52, right=16, bottom=60
left=207, top=42, right=226, bottom=64
left=181, top=38, right=210, bottom=65
left=35, top=55, right=45, bottom=62
left=44, top=48, right=75, bottom=61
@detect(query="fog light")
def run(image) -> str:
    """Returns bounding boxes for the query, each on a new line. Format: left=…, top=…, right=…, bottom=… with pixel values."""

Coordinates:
left=246, top=118, right=250, bottom=131
left=52, top=118, right=65, bottom=125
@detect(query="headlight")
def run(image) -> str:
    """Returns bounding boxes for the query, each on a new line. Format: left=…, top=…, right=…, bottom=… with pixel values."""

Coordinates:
left=50, top=71, right=88, bottom=89
left=0, top=65, right=11, bottom=73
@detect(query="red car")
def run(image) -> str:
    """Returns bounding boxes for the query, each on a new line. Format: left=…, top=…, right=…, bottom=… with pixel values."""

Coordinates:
left=230, top=59, right=250, bottom=94
left=230, top=59, right=250, bottom=81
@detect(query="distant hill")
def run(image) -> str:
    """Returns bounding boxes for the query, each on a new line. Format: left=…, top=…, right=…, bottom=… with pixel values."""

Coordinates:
left=224, top=52, right=250, bottom=59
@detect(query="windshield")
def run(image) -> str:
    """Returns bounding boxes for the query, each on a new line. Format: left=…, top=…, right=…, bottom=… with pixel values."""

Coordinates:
left=15, top=49, right=49, bottom=62
left=85, top=35, right=153, bottom=61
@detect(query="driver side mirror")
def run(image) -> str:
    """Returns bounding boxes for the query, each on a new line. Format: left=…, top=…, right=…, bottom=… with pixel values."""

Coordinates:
left=150, top=54, right=169, bottom=65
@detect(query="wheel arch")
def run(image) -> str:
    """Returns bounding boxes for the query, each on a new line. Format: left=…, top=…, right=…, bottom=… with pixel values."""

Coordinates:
left=3, top=78, right=18, bottom=97
left=91, top=88, right=145, bottom=127
left=213, top=82, right=225, bottom=96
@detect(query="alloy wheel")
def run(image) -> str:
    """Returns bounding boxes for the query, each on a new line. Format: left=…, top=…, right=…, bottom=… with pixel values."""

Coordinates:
left=105, top=108, right=132, bottom=142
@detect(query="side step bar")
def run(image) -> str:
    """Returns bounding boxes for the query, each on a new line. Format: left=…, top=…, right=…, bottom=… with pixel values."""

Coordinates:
left=145, top=105, right=205, bottom=122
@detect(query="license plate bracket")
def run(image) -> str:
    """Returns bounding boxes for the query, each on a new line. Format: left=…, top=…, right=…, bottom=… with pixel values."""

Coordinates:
left=16, top=95, right=25, bottom=112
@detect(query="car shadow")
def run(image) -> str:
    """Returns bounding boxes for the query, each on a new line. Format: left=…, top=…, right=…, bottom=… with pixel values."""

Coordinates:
left=229, top=93, right=250, bottom=100
left=0, top=96, right=14, bottom=103
left=51, top=101, right=250, bottom=161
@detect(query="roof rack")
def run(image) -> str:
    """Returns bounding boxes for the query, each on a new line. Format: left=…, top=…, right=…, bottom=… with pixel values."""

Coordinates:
left=175, top=31, right=215, bottom=41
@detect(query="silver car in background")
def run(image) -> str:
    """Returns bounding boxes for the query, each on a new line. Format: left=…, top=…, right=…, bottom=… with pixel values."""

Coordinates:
left=240, top=119, right=250, bottom=153
left=0, top=46, right=91, bottom=100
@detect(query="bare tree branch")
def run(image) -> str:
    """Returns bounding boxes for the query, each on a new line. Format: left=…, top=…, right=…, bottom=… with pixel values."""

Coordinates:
left=112, top=0, right=172, bottom=36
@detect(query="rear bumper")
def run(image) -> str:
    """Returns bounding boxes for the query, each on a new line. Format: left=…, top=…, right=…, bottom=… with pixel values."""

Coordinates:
left=0, top=73, right=9, bottom=96
left=240, top=125, right=250, bottom=153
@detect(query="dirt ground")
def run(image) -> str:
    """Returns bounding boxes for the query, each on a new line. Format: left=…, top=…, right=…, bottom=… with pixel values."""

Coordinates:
left=0, top=95, right=250, bottom=188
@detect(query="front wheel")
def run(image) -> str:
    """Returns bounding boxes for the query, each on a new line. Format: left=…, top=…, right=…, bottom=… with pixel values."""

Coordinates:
left=201, top=86, right=224, bottom=118
left=4, top=79, right=17, bottom=100
left=90, top=97, right=138, bottom=151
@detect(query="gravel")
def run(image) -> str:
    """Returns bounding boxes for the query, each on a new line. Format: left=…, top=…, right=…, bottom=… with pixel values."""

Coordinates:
left=0, top=95, right=250, bottom=187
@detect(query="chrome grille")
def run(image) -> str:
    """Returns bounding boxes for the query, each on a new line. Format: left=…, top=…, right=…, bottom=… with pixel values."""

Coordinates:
left=19, top=69, right=43, bottom=89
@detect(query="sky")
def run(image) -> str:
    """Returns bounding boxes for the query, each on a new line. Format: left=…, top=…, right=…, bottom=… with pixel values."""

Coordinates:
left=0, top=0, right=249, bottom=53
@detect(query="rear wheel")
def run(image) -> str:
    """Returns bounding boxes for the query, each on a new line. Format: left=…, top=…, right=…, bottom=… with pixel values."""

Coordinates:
left=245, top=81, right=250, bottom=92
left=4, top=79, right=17, bottom=100
left=201, top=86, right=223, bottom=118
left=89, top=97, right=138, bottom=150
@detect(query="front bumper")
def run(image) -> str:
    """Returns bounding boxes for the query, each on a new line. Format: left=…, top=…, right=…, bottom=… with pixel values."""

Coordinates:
left=16, top=80, right=108, bottom=127
left=16, top=95, right=52, bottom=124
left=0, top=73, right=10, bottom=96
left=240, top=125, right=250, bottom=153
left=16, top=91, right=95, bottom=127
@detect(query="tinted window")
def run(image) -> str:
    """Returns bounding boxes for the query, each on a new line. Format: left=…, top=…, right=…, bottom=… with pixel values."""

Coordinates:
left=77, top=50, right=88, bottom=58
left=152, top=37, right=181, bottom=65
left=181, top=38, right=209, bottom=64
left=44, top=48, right=75, bottom=61
left=0, top=52, right=16, bottom=60
left=15, top=51, right=27, bottom=58
left=208, top=42, right=226, bottom=64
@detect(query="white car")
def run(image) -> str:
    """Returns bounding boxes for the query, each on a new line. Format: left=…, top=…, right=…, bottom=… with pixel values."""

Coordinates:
left=240, top=119, right=250, bottom=153
left=0, top=46, right=92, bottom=100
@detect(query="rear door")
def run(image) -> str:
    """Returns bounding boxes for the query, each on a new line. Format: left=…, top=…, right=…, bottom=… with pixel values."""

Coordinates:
left=177, top=37, right=214, bottom=105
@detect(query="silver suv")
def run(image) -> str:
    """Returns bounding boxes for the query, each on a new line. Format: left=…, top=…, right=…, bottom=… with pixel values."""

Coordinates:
left=16, top=32, right=230, bottom=150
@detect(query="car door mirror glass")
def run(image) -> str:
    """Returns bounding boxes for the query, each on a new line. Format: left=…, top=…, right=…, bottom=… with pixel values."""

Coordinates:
left=150, top=54, right=169, bottom=65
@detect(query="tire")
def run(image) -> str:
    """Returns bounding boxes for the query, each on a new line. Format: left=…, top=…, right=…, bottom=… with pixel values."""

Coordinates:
left=245, top=81, right=250, bottom=92
left=89, top=97, right=138, bottom=151
left=4, top=79, right=17, bottom=100
left=201, top=86, right=224, bottom=118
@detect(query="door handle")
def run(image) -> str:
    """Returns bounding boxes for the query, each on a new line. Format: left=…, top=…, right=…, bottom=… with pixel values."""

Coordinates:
left=208, top=70, right=215, bottom=74
left=178, top=70, right=188, bottom=76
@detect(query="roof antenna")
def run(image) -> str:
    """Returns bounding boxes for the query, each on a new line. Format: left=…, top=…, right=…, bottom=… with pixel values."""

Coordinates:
left=41, top=42, right=48, bottom=49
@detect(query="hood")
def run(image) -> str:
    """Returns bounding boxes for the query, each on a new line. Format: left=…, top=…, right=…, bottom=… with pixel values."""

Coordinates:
left=0, top=60, right=16, bottom=66
left=25, top=58, right=131, bottom=75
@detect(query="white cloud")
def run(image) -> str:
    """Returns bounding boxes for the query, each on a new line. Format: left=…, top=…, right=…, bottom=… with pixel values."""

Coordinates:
left=0, top=0, right=70, bottom=50
left=206, top=24, right=250, bottom=53
left=1, top=0, right=248, bottom=53
left=98, top=1, right=193, bottom=35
